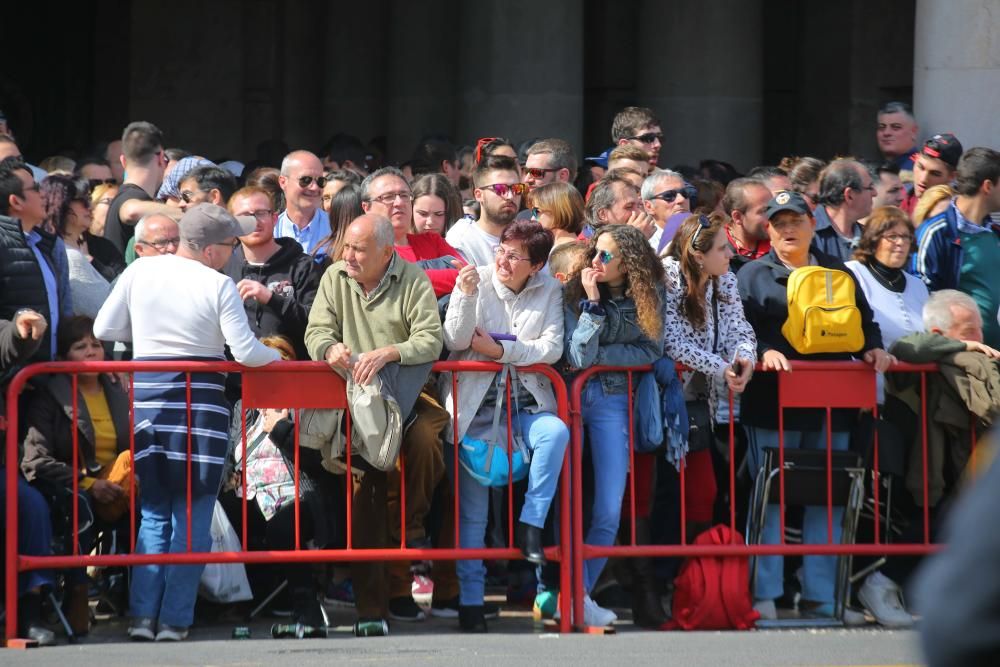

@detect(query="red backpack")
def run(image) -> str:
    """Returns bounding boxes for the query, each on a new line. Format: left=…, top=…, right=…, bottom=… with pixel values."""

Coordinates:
left=667, top=525, right=760, bottom=630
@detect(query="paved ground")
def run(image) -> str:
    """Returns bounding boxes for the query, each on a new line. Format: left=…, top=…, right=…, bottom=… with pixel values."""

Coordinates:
left=5, top=600, right=925, bottom=666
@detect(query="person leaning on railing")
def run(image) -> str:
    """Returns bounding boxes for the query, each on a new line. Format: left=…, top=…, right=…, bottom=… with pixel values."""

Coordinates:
left=20, top=315, right=133, bottom=636
left=736, top=190, right=892, bottom=621
left=439, top=220, right=568, bottom=633
left=662, top=213, right=757, bottom=540
left=563, top=223, right=666, bottom=628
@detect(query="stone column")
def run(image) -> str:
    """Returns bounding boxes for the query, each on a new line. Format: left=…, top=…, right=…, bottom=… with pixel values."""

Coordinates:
left=913, top=0, right=1000, bottom=149
left=455, top=1, right=585, bottom=159
left=636, top=0, right=763, bottom=171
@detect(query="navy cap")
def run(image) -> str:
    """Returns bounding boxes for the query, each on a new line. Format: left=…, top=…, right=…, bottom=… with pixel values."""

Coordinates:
left=765, top=190, right=811, bottom=220
left=584, top=148, right=612, bottom=169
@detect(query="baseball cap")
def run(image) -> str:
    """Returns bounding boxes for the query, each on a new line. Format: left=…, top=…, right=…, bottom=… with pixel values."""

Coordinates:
left=584, top=148, right=612, bottom=169
left=765, top=190, right=811, bottom=220
left=179, top=203, right=256, bottom=246
left=919, top=133, right=963, bottom=169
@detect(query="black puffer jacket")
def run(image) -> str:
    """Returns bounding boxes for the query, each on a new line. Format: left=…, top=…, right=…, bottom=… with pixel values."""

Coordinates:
left=224, top=238, right=322, bottom=359
left=0, top=215, right=51, bottom=366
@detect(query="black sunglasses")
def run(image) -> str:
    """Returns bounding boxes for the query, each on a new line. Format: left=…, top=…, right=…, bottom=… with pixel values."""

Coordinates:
left=297, top=175, right=328, bottom=189
left=651, top=185, right=697, bottom=203
left=88, top=178, right=118, bottom=190
left=628, top=132, right=664, bottom=144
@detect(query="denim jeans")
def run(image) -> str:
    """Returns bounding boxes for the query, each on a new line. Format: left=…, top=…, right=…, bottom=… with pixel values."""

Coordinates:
left=746, top=426, right=848, bottom=604
left=452, top=409, right=569, bottom=606
left=581, top=381, right=631, bottom=593
left=129, top=481, right=218, bottom=627
left=0, top=470, right=55, bottom=595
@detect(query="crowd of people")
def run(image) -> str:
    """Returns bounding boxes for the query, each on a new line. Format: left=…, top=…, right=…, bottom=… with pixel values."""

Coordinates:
left=2, top=101, right=1000, bottom=644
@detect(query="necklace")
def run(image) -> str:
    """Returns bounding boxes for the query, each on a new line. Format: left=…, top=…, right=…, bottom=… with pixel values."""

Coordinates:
left=867, top=258, right=905, bottom=293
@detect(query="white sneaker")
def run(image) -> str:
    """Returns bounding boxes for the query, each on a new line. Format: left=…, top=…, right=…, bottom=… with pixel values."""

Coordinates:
left=583, top=595, right=617, bottom=627
left=858, top=571, right=914, bottom=628
left=155, top=624, right=189, bottom=641
left=753, top=598, right=777, bottom=620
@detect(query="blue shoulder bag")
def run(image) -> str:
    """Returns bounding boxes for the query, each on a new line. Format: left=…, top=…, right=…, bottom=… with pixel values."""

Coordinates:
left=458, top=365, right=531, bottom=487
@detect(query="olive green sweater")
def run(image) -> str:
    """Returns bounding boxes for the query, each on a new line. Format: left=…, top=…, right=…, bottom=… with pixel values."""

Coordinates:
left=305, top=255, right=443, bottom=365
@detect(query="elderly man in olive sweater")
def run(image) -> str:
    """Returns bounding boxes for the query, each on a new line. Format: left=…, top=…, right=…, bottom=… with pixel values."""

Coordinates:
left=306, top=214, right=451, bottom=623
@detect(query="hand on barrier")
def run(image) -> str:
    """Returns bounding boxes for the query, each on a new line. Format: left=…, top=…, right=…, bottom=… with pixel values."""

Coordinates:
left=725, top=357, right=754, bottom=393
left=864, top=347, right=894, bottom=373
left=470, top=327, right=504, bottom=360
left=761, top=349, right=791, bottom=372
left=14, top=309, right=47, bottom=340
left=353, top=346, right=400, bottom=386
left=325, top=343, right=353, bottom=371
left=456, top=263, right=480, bottom=295
left=236, top=279, right=274, bottom=305
left=964, top=340, right=1000, bottom=359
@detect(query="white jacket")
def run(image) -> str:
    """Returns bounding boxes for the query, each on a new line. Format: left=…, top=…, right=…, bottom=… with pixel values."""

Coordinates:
left=440, top=265, right=564, bottom=443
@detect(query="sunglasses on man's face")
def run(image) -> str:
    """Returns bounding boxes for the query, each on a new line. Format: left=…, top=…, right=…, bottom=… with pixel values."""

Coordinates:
left=523, top=167, right=560, bottom=179
left=651, top=185, right=697, bottom=203
left=629, top=132, right=664, bottom=144
left=297, top=175, right=328, bottom=189
left=479, top=183, right=527, bottom=197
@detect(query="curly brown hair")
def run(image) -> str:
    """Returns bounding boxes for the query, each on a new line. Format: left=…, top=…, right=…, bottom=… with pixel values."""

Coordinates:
left=667, top=212, right=729, bottom=328
left=852, top=206, right=915, bottom=263
left=565, top=224, right=665, bottom=341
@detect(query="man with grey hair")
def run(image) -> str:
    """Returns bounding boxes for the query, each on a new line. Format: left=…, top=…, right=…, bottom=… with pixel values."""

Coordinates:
left=810, top=158, right=875, bottom=260
left=523, top=139, right=577, bottom=188
left=722, top=177, right=773, bottom=271
left=306, top=213, right=445, bottom=625
left=133, top=213, right=180, bottom=258
left=583, top=170, right=655, bottom=240
left=641, top=168, right=694, bottom=250
left=276, top=150, right=330, bottom=255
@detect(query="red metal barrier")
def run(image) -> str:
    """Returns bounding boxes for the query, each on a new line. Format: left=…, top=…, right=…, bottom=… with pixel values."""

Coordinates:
left=4, top=359, right=573, bottom=643
left=569, top=360, right=953, bottom=631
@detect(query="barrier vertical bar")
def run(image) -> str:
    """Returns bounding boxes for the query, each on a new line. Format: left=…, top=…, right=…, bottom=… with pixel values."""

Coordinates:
left=240, top=401, right=248, bottom=551
left=186, top=372, right=192, bottom=551
left=728, top=389, right=736, bottom=533
left=778, top=400, right=786, bottom=545
left=344, top=407, right=353, bottom=550
left=128, top=372, right=136, bottom=554
left=571, top=376, right=586, bottom=630
left=872, top=402, right=881, bottom=545
left=452, top=372, right=460, bottom=550
left=920, top=371, right=930, bottom=543
left=627, top=371, right=636, bottom=545
left=294, top=408, right=301, bottom=551
left=71, top=373, right=80, bottom=556
left=399, top=428, right=407, bottom=549
left=506, top=373, right=514, bottom=548
left=826, top=406, right=833, bottom=542
left=5, top=382, right=21, bottom=641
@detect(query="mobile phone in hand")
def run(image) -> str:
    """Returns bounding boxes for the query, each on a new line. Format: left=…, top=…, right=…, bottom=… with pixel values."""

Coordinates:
left=490, top=333, right=517, bottom=342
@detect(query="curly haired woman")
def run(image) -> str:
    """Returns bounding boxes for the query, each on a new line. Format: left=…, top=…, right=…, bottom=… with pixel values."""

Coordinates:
left=563, top=223, right=666, bottom=627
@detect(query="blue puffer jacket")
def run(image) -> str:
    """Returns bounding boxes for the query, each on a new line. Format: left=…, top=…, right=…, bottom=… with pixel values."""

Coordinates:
left=563, top=284, right=665, bottom=395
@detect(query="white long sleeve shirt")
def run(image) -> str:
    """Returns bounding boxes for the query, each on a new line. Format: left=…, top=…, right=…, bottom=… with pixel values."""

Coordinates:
left=94, top=254, right=280, bottom=367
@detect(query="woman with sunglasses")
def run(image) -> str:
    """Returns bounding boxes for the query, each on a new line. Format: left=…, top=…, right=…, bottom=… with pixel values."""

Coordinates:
left=441, top=220, right=567, bottom=632
left=563, top=224, right=666, bottom=627
left=527, top=181, right=584, bottom=249
left=736, top=191, right=891, bottom=621
left=663, top=212, right=756, bottom=537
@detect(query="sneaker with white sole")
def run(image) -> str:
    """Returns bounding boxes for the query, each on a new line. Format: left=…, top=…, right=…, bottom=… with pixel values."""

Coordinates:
left=753, top=598, right=777, bottom=621
left=155, top=623, right=189, bottom=641
left=858, top=571, right=914, bottom=628
left=128, top=616, right=156, bottom=641
left=583, top=594, right=617, bottom=627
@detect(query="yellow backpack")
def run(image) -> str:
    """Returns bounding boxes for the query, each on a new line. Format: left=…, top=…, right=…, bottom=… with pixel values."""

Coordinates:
left=781, top=266, right=864, bottom=354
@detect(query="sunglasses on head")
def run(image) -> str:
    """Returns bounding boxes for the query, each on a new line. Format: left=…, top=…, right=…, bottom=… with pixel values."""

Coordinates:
left=480, top=183, right=527, bottom=197
left=475, top=137, right=502, bottom=164
left=594, top=249, right=615, bottom=265
left=689, top=215, right=711, bottom=248
left=651, top=184, right=697, bottom=203
left=628, top=132, right=664, bottom=144
left=297, top=175, right=328, bottom=189
left=88, top=178, right=118, bottom=190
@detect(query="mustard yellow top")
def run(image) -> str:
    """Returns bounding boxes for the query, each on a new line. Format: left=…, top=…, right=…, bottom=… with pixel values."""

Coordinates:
left=80, top=387, right=117, bottom=489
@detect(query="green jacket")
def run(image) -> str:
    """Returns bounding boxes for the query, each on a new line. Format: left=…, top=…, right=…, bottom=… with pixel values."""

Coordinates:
left=305, top=255, right=443, bottom=365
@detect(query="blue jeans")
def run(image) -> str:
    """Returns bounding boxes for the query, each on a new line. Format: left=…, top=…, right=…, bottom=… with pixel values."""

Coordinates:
left=0, top=470, right=55, bottom=595
left=746, top=426, right=848, bottom=604
left=129, top=481, right=217, bottom=627
left=581, top=382, right=630, bottom=593
left=453, top=410, right=569, bottom=606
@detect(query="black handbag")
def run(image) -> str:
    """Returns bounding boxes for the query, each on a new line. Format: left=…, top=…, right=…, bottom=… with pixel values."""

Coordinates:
left=686, top=290, right=719, bottom=453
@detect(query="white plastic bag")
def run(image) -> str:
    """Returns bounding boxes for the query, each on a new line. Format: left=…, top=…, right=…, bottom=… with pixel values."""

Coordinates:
left=198, top=500, right=253, bottom=603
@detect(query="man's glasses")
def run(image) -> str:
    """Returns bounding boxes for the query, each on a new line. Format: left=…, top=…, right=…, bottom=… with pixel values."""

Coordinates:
left=493, top=245, right=529, bottom=264
left=594, top=249, right=615, bottom=265
left=689, top=215, right=711, bottom=248
left=214, top=238, right=241, bottom=249
left=628, top=132, right=664, bottom=144
left=180, top=190, right=203, bottom=204
left=523, top=167, right=560, bottom=179
left=242, top=209, right=273, bottom=222
left=88, top=178, right=118, bottom=190
left=480, top=183, right=527, bottom=197
left=651, top=185, right=697, bottom=203
left=369, top=191, right=414, bottom=205
left=140, top=237, right=180, bottom=251
left=297, top=175, right=328, bottom=189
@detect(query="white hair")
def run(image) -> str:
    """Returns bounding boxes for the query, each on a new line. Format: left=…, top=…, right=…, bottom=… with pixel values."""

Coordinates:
left=371, top=215, right=394, bottom=249
left=923, top=289, right=980, bottom=332
left=134, top=213, right=175, bottom=243
left=641, top=168, right=685, bottom=200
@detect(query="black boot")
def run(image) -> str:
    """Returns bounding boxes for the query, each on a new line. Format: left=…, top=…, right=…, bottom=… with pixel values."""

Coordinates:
left=515, top=521, right=546, bottom=564
left=628, top=519, right=669, bottom=629
left=19, top=591, right=56, bottom=646
left=458, top=605, right=488, bottom=633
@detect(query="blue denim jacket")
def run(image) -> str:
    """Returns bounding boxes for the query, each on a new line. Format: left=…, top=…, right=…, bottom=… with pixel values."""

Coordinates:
left=563, top=286, right=665, bottom=395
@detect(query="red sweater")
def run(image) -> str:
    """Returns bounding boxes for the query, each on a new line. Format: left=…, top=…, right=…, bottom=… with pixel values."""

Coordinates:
left=395, top=233, right=464, bottom=297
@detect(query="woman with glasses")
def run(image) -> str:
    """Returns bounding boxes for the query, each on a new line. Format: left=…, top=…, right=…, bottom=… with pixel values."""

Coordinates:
left=526, top=181, right=584, bottom=248
left=41, top=176, right=124, bottom=317
left=663, top=213, right=756, bottom=540
left=89, top=182, right=118, bottom=237
left=736, top=191, right=891, bottom=621
left=563, top=224, right=666, bottom=627
left=411, top=173, right=464, bottom=236
left=440, top=220, right=567, bottom=632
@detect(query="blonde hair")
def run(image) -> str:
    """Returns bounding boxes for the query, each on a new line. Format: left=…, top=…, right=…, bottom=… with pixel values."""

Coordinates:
left=913, top=184, right=955, bottom=227
left=260, top=335, right=296, bottom=361
left=90, top=182, right=117, bottom=207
